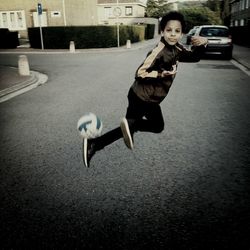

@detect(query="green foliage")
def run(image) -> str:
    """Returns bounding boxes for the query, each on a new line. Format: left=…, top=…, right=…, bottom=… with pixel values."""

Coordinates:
left=145, top=0, right=170, bottom=18
left=145, top=0, right=224, bottom=32
left=145, top=0, right=158, bottom=17
left=206, top=0, right=220, bottom=12
left=145, top=24, right=155, bottom=39
left=220, top=0, right=230, bottom=26
left=180, top=7, right=222, bottom=32
left=119, top=25, right=145, bottom=45
left=0, top=29, right=19, bottom=48
left=28, top=25, right=149, bottom=49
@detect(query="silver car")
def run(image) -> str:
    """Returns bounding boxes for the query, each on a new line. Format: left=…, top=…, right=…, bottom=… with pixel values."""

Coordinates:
left=193, top=25, right=233, bottom=59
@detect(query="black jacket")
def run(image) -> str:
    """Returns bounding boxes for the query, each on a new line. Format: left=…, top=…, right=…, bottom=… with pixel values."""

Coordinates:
left=132, top=37, right=205, bottom=103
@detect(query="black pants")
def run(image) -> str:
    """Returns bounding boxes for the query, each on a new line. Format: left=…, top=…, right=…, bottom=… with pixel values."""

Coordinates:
left=95, top=88, right=165, bottom=150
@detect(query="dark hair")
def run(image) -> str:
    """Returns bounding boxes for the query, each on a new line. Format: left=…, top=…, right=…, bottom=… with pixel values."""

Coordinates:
left=160, top=11, right=186, bottom=32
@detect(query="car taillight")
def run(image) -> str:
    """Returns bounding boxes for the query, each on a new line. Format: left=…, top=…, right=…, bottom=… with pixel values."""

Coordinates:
left=228, top=35, right=232, bottom=44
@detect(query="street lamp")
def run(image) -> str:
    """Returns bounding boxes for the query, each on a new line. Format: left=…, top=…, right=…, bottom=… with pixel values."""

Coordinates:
left=62, top=0, right=67, bottom=26
left=113, top=0, right=121, bottom=47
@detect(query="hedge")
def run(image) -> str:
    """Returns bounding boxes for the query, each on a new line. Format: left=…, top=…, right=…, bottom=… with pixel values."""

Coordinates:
left=230, top=26, right=250, bottom=47
left=28, top=25, right=153, bottom=49
left=145, top=24, right=155, bottom=40
left=0, top=28, right=19, bottom=49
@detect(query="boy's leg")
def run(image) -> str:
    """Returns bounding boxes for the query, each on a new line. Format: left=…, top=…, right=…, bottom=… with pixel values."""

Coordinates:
left=120, top=117, right=134, bottom=149
left=121, top=88, right=147, bottom=149
left=126, top=88, right=164, bottom=134
left=82, top=88, right=138, bottom=167
left=95, top=127, right=123, bottom=150
left=136, top=104, right=164, bottom=133
left=82, top=127, right=123, bottom=167
left=83, top=87, right=164, bottom=167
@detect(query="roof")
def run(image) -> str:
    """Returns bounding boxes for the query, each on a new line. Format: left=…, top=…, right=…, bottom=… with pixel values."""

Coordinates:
left=198, top=25, right=229, bottom=29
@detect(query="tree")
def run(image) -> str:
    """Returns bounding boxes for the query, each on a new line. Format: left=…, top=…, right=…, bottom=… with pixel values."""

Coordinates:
left=206, top=0, right=220, bottom=12
left=205, top=0, right=231, bottom=26
left=145, top=0, right=158, bottom=17
left=220, top=0, right=231, bottom=26
left=180, top=7, right=222, bottom=32
left=145, top=0, right=170, bottom=18
left=145, top=0, right=223, bottom=32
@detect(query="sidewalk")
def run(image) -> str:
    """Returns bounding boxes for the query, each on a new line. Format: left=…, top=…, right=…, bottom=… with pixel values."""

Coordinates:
left=231, top=44, right=250, bottom=70
left=0, top=40, right=249, bottom=103
left=0, top=66, right=48, bottom=103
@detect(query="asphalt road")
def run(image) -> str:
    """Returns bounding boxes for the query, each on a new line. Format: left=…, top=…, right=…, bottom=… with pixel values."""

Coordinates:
left=0, top=47, right=250, bottom=249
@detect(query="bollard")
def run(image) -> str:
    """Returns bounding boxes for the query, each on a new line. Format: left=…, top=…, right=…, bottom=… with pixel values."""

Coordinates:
left=18, top=55, right=30, bottom=76
left=126, top=39, right=131, bottom=49
left=69, top=41, right=75, bottom=53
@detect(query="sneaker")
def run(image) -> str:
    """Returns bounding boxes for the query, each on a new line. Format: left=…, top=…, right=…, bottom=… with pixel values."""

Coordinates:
left=120, top=117, right=134, bottom=149
left=82, top=138, right=96, bottom=167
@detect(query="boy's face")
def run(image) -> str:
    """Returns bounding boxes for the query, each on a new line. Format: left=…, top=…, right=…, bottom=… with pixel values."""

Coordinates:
left=162, top=20, right=183, bottom=46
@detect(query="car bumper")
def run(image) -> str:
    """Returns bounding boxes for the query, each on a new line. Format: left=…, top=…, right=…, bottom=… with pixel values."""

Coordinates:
left=205, top=44, right=233, bottom=55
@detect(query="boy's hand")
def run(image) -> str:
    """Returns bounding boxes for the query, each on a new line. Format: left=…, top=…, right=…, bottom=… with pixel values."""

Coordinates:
left=191, top=36, right=208, bottom=46
left=161, top=65, right=177, bottom=77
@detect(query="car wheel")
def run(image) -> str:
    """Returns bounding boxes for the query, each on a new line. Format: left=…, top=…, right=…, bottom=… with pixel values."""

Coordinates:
left=224, top=50, right=232, bottom=60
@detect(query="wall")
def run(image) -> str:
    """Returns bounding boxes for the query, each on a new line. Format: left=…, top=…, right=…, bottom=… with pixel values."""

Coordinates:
left=0, top=0, right=98, bottom=38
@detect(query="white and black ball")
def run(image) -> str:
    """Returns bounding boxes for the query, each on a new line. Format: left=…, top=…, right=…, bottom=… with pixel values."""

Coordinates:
left=77, top=113, right=103, bottom=138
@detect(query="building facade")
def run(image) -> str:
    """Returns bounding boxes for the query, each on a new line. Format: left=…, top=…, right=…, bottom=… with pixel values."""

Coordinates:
left=230, top=0, right=250, bottom=46
left=230, top=0, right=250, bottom=27
left=0, top=0, right=151, bottom=39
left=97, top=0, right=146, bottom=25
left=0, top=0, right=98, bottom=38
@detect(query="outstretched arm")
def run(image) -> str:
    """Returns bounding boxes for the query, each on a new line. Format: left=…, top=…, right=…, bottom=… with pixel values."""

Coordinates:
left=191, top=36, right=208, bottom=47
left=178, top=36, right=208, bottom=62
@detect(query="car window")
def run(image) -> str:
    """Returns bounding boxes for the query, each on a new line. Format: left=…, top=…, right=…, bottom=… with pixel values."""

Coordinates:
left=200, top=28, right=229, bottom=37
left=190, top=30, right=196, bottom=35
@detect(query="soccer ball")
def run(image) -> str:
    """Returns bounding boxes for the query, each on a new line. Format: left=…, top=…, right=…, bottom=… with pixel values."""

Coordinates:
left=77, top=113, right=103, bottom=138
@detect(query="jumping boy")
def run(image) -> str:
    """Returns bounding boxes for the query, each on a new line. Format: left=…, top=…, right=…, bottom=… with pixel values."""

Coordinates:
left=83, top=11, right=208, bottom=167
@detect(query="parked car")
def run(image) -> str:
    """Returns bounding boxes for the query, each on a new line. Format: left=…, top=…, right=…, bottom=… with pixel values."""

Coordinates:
left=193, top=25, right=233, bottom=59
left=186, top=26, right=199, bottom=45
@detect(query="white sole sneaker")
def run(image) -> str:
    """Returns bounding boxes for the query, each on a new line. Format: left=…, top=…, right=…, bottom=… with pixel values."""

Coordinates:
left=120, top=117, right=134, bottom=149
left=83, top=138, right=88, bottom=167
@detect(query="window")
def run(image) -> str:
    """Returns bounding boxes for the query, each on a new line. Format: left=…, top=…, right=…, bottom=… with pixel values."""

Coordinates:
left=104, top=7, right=112, bottom=19
left=0, top=10, right=26, bottom=30
left=51, top=11, right=61, bottom=18
left=200, top=27, right=229, bottom=37
left=125, top=6, right=133, bottom=16
left=1, top=13, right=8, bottom=28
left=240, top=0, right=246, bottom=10
left=10, top=12, right=15, bottom=28
left=17, top=12, right=23, bottom=28
left=246, top=0, right=249, bottom=8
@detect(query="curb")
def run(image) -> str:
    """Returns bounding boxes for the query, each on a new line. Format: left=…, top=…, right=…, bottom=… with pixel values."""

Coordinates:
left=231, top=58, right=250, bottom=76
left=232, top=55, right=250, bottom=70
left=0, top=70, right=48, bottom=103
left=0, top=37, right=161, bottom=55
